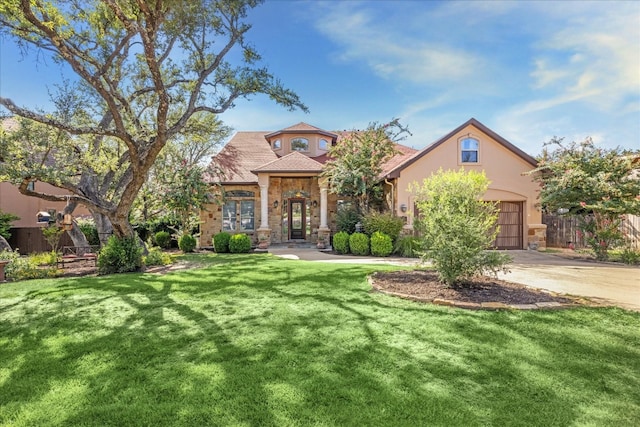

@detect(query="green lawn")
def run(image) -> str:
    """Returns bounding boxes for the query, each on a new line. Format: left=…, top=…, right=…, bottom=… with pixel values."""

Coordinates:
left=1, top=254, right=639, bottom=426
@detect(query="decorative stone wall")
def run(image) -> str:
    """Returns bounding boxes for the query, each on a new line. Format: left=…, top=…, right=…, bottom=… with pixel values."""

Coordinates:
left=528, top=224, right=547, bottom=250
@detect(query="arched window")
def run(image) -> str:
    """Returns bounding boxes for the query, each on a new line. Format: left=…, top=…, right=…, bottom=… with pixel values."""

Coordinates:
left=460, top=138, right=479, bottom=163
left=319, top=138, right=328, bottom=150
left=291, top=137, right=309, bottom=152
left=272, top=139, right=281, bottom=150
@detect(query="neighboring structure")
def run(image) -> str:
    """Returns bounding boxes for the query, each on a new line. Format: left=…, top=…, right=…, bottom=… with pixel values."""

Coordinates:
left=1, top=117, right=91, bottom=253
left=201, top=118, right=546, bottom=249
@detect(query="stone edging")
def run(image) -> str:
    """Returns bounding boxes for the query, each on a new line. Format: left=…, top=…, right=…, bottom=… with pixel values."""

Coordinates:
left=367, top=275, right=598, bottom=311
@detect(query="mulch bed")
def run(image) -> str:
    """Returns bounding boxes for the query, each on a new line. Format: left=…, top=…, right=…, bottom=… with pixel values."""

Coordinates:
left=370, top=270, right=585, bottom=307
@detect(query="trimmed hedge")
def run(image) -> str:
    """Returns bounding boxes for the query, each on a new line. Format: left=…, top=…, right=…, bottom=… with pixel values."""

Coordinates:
left=213, top=232, right=231, bottom=253
left=229, top=234, right=251, bottom=253
left=333, top=231, right=350, bottom=254
left=349, top=232, right=370, bottom=256
left=97, top=236, right=142, bottom=274
left=178, top=234, right=197, bottom=252
left=154, top=231, right=171, bottom=249
left=370, top=231, right=393, bottom=257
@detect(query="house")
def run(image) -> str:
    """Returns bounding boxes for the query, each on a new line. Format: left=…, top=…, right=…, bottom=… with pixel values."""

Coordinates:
left=1, top=117, right=91, bottom=253
left=200, top=118, right=546, bottom=250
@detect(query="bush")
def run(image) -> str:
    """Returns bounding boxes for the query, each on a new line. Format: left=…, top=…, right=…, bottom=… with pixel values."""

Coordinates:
left=394, top=235, right=421, bottom=258
left=178, top=234, right=197, bottom=252
left=336, top=208, right=361, bottom=234
left=370, top=231, right=393, bottom=257
left=0, top=249, right=59, bottom=281
left=333, top=231, right=350, bottom=254
left=77, top=217, right=100, bottom=246
left=97, top=236, right=142, bottom=275
left=229, top=234, right=251, bottom=253
left=362, top=211, right=404, bottom=243
left=213, top=232, right=231, bottom=253
left=143, top=247, right=173, bottom=266
left=349, top=232, right=370, bottom=256
left=154, top=231, right=171, bottom=249
left=620, top=247, right=640, bottom=265
left=412, top=169, right=511, bottom=285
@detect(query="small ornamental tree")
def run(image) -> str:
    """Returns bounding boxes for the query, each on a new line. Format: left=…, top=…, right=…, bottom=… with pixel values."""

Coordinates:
left=412, top=169, right=511, bottom=285
left=531, top=138, right=640, bottom=260
left=323, top=119, right=410, bottom=213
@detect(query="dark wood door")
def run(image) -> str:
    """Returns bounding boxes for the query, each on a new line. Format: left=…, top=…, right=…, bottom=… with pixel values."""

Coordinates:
left=495, top=201, right=523, bottom=249
left=289, top=199, right=306, bottom=240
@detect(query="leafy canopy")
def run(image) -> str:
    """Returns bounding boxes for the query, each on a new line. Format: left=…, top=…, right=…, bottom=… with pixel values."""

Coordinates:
left=0, top=0, right=306, bottom=239
left=323, top=119, right=410, bottom=213
left=530, top=137, right=640, bottom=260
left=412, top=168, right=510, bottom=285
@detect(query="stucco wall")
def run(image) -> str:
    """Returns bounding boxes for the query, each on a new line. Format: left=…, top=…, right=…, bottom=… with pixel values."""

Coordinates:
left=0, top=182, right=91, bottom=228
left=395, top=125, right=542, bottom=248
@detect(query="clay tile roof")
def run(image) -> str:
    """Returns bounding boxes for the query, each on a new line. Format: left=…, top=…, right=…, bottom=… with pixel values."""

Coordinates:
left=265, top=122, right=338, bottom=142
left=252, top=151, right=323, bottom=173
left=207, top=131, right=276, bottom=184
left=282, top=122, right=324, bottom=132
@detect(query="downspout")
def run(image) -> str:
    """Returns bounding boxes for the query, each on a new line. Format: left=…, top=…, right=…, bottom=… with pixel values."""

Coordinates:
left=385, top=178, right=395, bottom=215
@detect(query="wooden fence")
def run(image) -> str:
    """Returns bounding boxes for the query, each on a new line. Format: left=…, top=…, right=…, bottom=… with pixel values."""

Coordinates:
left=543, top=214, right=640, bottom=249
left=7, top=227, right=75, bottom=254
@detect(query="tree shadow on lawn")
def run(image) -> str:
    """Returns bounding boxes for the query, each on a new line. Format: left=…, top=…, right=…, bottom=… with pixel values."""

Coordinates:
left=1, top=254, right=639, bottom=425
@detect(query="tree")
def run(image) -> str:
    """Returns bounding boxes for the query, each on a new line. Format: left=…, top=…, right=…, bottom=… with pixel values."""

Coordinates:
left=0, top=210, right=19, bottom=251
left=531, top=137, right=640, bottom=260
left=322, top=119, right=410, bottom=213
left=0, top=0, right=306, bottom=243
left=412, top=169, right=511, bottom=285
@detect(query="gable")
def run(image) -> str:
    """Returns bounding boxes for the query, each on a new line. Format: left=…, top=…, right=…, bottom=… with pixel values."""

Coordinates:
left=386, top=118, right=537, bottom=178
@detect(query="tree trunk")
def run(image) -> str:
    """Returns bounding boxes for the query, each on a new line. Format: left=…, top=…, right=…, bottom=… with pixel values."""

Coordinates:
left=60, top=201, right=91, bottom=252
left=93, top=212, right=114, bottom=245
left=0, top=236, right=12, bottom=252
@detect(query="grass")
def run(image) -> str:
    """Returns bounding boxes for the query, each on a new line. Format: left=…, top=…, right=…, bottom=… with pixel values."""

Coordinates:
left=1, top=253, right=639, bottom=426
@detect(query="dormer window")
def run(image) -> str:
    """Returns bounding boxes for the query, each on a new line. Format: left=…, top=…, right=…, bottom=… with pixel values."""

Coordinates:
left=291, top=137, right=309, bottom=152
left=272, top=139, right=281, bottom=150
left=319, top=138, right=328, bottom=150
left=461, top=137, right=479, bottom=163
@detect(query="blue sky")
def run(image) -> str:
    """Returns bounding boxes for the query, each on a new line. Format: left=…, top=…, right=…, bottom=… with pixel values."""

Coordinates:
left=1, top=0, right=638, bottom=156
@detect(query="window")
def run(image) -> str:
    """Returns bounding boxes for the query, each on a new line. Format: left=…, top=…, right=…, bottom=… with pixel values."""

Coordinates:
left=27, top=181, right=35, bottom=191
left=222, top=201, right=237, bottom=231
left=273, top=139, right=281, bottom=150
left=461, top=138, right=479, bottom=163
left=319, top=138, right=328, bottom=150
left=240, top=201, right=255, bottom=231
left=223, top=200, right=255, bottom=232
left=291, top=137, right=309, bottom=152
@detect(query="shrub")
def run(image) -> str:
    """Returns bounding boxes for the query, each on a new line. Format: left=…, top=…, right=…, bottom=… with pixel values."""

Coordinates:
left=349, top=232, right=370, bottom=256
left=362, top=211, right=404, bottom=243
left=143, top=247, right=173, bottom=266
left=178, top=234, right=197, bottom=252
left=229, top=234, right=251, bottom=253
left=97, top=236, right=142, bottom=275
left=154, top=231, right=171, bottom=249
left=77, top=217, right=100, bottom=246
left=336, top=208, right=361, bottom=234
left=620, top=247, right=640, bottom=265
left=412, top=168, right=511, bottom=285
left=213, top=232, right=231, bottom=253
left=42, top=225, right=65, bottom=252
left=29, top=251, right=58, bottom=266
left=333, top=231, right=350, bottom=254
left=0, top=249, right=59, bottom=280
left=394, top=235, right=421, bottom=258
left=370, top=231, right=393, bottom=257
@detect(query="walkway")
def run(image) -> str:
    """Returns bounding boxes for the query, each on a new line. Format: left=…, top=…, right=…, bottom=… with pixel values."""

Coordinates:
left=268, top=247, right=640, bottom=311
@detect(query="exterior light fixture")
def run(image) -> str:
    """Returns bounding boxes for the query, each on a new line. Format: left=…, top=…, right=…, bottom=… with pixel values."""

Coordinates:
left=273, top=200, right=279, bottom=208
left=312, top=200, right=318, bottom=208
left=400, top=204, right=407, bottom=213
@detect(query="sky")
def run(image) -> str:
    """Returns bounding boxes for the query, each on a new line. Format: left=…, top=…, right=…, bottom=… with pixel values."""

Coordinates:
left=1, top=0, right=639, bottom=156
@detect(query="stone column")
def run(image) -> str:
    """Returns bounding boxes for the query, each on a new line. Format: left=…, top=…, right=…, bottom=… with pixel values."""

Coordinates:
left=320, top=187, right=328, bottom=229
left=259, top=183, right=269, bottom=229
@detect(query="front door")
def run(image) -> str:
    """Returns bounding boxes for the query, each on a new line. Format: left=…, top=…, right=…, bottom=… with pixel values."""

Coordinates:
left=289, top=199, right=306, bottom=240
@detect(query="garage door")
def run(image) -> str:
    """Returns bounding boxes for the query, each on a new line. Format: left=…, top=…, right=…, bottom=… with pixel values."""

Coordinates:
left=495, top=201, right=523, bottom=249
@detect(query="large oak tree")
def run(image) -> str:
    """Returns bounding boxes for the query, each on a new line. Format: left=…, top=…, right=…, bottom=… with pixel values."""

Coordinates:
left=0, top=0, right=306, bottom=242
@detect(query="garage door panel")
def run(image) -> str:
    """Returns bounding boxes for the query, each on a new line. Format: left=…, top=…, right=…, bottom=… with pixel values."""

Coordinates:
left=495, top=202, right=523, bottom=249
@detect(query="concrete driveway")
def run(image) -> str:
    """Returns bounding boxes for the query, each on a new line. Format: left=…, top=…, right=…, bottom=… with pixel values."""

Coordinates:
left=268, top=247, right=640, bottom=311
left=498, top=251, right=640, bottom=311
